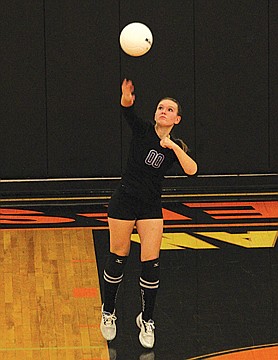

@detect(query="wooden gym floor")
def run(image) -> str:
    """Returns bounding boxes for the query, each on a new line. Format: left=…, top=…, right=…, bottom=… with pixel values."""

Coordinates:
left=0, top=228, right=107, bottom=360
left=0, top=190, right=278, bottom=360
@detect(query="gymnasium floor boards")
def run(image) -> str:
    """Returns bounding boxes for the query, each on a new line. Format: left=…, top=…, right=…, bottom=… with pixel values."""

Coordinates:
left=0, top=228, right=108, bottom=360
left=0, top=191, right=278, bottom=360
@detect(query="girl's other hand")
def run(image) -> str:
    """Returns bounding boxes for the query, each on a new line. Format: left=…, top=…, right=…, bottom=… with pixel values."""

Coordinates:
left=121, top=78, right=135, bottom=106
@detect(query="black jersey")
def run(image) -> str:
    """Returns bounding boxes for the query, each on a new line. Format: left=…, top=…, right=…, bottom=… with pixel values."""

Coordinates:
left=120, top=104, right=179, bottom=202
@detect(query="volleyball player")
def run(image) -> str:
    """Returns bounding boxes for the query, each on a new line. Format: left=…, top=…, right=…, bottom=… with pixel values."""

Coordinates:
left=100, top=79, right=197, bottom=348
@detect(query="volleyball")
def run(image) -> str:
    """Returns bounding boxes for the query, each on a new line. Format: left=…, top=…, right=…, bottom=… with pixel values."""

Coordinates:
left=119, top=22, right=153, bottom=57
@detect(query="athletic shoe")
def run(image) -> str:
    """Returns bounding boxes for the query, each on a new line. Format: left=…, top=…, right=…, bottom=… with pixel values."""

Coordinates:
left=136, top=312, right=155, bottom=348
left=100, top=304, right=117, bottom=341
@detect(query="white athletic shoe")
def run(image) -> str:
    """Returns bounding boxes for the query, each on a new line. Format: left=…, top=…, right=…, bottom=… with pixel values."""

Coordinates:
left=100, top=304, right=117, bottom=341
left=136, top=313, right=155, bottom=349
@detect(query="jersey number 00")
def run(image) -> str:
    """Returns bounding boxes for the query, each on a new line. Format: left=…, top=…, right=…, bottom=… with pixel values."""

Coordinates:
left=145, top=149, right=165, bottom=169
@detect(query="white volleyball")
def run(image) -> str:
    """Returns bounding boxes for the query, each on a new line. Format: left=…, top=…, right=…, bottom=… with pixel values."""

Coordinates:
left=119, top=22, right=153, bottom=57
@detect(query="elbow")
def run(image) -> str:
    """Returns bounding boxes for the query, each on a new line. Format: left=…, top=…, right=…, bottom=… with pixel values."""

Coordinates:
left=186, top=163, right=198, bottom=176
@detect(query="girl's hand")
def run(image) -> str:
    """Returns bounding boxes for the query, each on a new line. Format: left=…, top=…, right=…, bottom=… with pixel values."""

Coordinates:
left=121, top=78, right=135, bottom=106
left=160, top=137, right=177, bottom=150
left=162, top=137, right=198, bottom=175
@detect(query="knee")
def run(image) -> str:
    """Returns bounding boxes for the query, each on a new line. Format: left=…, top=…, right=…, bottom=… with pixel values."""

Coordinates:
left=110, top=247, right=130, bottom=257
left=104, top=252, right=128, bottom=277
left=110, top=240, right=131, bottom=257
left=141, top=258, right=160, bottom=282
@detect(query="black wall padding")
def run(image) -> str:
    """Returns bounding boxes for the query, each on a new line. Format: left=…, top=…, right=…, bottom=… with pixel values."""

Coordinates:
left=45, top=1, right=121, bottom=177
left=0, top=0, right=277, bottom=180
left=0, top=1, right=47, bottom=178
left=269, top=0, right=278, bottom=171
left=195, top=0, right=269, bottom=173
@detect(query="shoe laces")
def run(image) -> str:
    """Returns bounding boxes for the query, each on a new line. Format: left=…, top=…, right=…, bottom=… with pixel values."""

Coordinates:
left=143, top=319, right=155, bottom=334
left=103, top=311, right=117, bottom=326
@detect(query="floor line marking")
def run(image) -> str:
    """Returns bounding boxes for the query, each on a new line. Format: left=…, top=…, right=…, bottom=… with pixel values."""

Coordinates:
left=1, top=222, right=278, bottom=231
left=0, top=345, right=104, bottom=352
left=1, top=192, right=277, bottom=203
left=187, top=342, right=278, bottom=359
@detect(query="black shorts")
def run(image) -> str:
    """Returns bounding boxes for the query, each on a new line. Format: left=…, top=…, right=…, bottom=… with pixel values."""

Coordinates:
left=108, top=185, right=163, bottom=220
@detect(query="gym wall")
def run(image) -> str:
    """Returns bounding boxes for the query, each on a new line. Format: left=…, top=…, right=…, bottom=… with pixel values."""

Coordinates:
left=1, top=1, right=277, bottom=190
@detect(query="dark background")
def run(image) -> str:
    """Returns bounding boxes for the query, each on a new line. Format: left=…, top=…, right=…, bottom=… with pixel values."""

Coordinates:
left=1, top=1, right=277, bottom=189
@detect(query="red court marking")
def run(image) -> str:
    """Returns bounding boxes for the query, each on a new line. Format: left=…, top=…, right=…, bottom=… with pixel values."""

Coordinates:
left=78, top=324, right=99, bottom=329
left=78, top=213, right=108, bottom=218
left=73, top=288, right=98, bottom=298
left=206, top=210, right=259, bottom=213
left=0, top=215, right=75, bottom=224
left=184, top=201, right=278, bottom=218
left=203, top=208, right=272, bottom=220
left=78, top=213, right=108, bottom=223
left=162, top=208, right=191, bottom=220
left=205, top=344, right=278, bottom=359
left=0, top=208, right=75, bottom=224
left=0, top=208, right=43, bottom=214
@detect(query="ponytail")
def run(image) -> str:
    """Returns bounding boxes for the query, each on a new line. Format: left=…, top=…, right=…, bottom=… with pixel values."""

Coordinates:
left=175, top=138, right=188, bottom=153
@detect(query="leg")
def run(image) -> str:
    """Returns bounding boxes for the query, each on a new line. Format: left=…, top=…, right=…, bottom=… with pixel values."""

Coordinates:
left=137, top=219, right=162, bottom=320
left=135, top=219, right=163, bottom=348
left=103, top=217, right=135, bottom=312
left=136, top=218, right=163, bottom=261
left=100, top=218, right=135, bottom=341
left=108, top=217, right=135, bottom=256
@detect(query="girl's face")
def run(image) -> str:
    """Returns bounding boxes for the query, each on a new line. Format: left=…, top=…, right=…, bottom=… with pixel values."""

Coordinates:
left=154, top=99, right=181, bottom=127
